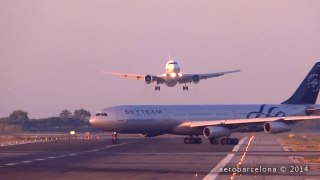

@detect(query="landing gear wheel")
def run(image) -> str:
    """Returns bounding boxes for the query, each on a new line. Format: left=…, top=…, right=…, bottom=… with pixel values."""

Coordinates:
left=184, top=136, right=201, bottom=144
left=224, top=138, right=239, bottom=145
left=209, top=138, right=219, bottom=145
left=234, top=138, right=239, bottom=145
left=183, top=86, right=189, bottom=91
left=229, top=138, right=239, bottom=145
left=112, top=138, right=119, bottom=144
left=155, top=86, right=160, bottom=91
left=189, top=137, right=195, bottom=144
left=184, top=137, right=189, bottom=144
left=220, top=138, right=226, bottom=145
left=196, top=138, right=202, bottom=144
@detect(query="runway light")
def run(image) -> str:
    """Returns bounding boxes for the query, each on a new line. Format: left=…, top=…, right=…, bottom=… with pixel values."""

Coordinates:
left=230, top=135, right=255, bottom=180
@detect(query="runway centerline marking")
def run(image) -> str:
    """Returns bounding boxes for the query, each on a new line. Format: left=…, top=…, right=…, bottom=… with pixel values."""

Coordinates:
left=21, top=160, right=32, bottom=163
left=203, top=137, right=248, bottom=180
left=4, top=163, right=18, bottom=166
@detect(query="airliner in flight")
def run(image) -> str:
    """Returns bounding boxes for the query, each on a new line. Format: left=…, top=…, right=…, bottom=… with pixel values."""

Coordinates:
left=91, top=62, right=320, bottom=145
left=102, top=57, right=240, bottom=91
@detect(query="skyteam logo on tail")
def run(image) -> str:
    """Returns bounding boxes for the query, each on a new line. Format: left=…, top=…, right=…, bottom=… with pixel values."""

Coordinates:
left=307, top=74, right=320, bottom=92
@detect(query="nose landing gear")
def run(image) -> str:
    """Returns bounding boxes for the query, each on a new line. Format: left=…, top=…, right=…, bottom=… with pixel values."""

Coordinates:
left=112, top=132, right=119, bottom=144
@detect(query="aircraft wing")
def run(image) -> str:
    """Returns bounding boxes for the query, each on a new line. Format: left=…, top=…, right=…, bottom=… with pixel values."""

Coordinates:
left=101, top=71, right=165, bottom=84
left=179, top=70, right=240, bottom=83
left=180, top=115, right=320, bottom=128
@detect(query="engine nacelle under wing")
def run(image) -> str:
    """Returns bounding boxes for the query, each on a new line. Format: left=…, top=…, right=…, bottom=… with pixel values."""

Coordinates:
left=192, top=75, right=200, bottom=84
left=144, top=75, right=153, bottom=84
left=264, top=121, right=291, bottom=134
left=203, top=126, right=230, bottom=139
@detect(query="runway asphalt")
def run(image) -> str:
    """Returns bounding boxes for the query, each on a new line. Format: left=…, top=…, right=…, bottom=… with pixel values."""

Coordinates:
left=0, top=133, right=319, bottom=180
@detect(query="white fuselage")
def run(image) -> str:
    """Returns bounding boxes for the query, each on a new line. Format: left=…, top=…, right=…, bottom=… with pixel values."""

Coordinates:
left=89, top=104, right=316, bottom=135
left=163, top=60, right=181, bottom=87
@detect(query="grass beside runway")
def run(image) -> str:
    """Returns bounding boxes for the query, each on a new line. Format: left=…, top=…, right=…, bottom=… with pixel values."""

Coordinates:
left=280, top=133, right=320, bottom=163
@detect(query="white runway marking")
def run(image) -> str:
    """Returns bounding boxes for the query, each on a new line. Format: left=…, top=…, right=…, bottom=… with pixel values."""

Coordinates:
left=232, top=137, right=247, bottom=152
left=202, top=137, right=248, bottom=180
left=0, top=140, right=139, bottom=168
left=22, top=160, right=32, bottom=163
left=4, top=163, right=18, bottom=166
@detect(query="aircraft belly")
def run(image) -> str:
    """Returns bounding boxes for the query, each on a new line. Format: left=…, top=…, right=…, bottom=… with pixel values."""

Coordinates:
left=171, top=126, right=203, bottom=135
left=165, top=80, right=178, bottom=87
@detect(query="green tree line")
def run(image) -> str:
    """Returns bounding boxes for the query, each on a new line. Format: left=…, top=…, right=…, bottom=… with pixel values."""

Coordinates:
left=0, top=109, right=99, bottom=132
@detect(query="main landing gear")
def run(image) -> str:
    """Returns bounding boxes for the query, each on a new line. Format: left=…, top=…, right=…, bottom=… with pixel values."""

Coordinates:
left=183, top=84, right=188, bottom=91
left=112, top=132, right=119, bottom=144
left=155, top=86, right=160, bottom=91
left=209, top=137, right=239, bottom=145
left=184, top=135, right=202, bottom=144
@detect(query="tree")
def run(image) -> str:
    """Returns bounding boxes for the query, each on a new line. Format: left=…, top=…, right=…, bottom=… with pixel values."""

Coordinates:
left=9, top=110, right=29, bottom=121
left=74, top=109, right=91, bottom=120
left=59, top=109, right=72, bottom=118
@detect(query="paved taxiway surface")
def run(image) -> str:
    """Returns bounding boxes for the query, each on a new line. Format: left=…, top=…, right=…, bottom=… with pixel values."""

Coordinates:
left=0, top=133, right=319, bottom=180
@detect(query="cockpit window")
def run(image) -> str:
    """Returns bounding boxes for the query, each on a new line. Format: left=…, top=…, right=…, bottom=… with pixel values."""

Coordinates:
left=95, top=113, right=108, bottom=116
left=169, top=62, right=177, bottom=65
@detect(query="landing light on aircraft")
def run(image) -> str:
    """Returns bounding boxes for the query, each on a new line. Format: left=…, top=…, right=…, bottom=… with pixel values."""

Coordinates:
left=170, top=73, right=176, bottom=78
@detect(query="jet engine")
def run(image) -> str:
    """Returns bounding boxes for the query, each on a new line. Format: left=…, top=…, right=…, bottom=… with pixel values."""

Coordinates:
left=203, top=126, right=231, bottom=139
left=140, top=132, right=163, bottom=137
left=264, top=121, right=291, bottom=134
left=192, top=75, right=200, bottom=84
left=144, top=75, right=153, bottom=84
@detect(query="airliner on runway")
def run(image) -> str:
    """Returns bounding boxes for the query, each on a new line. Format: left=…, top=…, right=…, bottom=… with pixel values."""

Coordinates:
left=102, top=57, right=240, bottom=91
left=91, top=62, right=320, bottom=145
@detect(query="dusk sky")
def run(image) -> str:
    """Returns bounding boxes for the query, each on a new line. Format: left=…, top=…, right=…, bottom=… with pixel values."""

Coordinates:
left=1, top=1, right=320, bottom=118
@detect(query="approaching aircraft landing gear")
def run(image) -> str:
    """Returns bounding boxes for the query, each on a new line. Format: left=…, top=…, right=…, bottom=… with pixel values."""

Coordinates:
left=111, top=132, right=119, bottom=144
left=155, top=86, right=160, bottom=91
left=183, top=85, right=188, bottom=91
left=209, top=138, right=239, bottom=145
left=184, top=135, right=202, bottom=144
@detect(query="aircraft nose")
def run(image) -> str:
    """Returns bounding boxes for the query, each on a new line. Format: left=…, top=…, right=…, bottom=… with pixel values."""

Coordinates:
left=89, top=117, right=104, bottom=128
left=89, top=117, right=95, bottom=125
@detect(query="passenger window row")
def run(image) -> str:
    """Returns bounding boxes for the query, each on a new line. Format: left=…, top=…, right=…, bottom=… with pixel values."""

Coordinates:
left=95, top=113, right=108, bottom=116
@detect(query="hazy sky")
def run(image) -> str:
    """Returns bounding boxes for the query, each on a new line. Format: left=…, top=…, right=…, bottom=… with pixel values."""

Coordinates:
left=1, top=1, right=320, bottom=118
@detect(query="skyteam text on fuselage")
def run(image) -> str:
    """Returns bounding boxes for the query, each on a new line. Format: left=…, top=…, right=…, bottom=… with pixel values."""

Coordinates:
left=102, top=56, right=240, bottom=91
left=91, top=62, right=320, bottom=145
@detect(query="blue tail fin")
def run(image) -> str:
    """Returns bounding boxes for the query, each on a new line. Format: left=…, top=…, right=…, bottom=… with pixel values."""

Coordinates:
left=282, top=62, right=320, bottom=104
